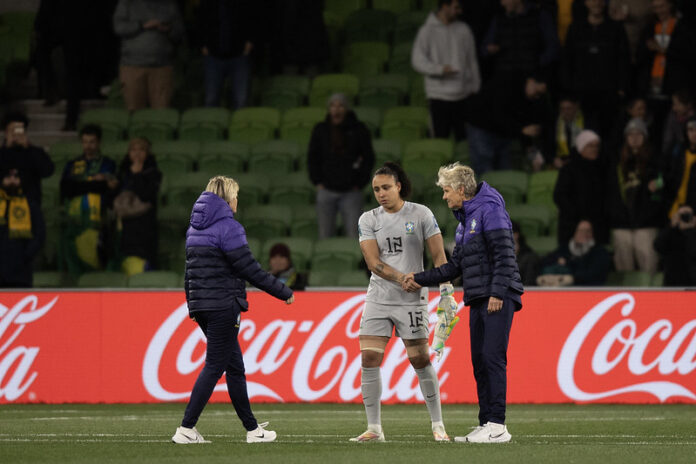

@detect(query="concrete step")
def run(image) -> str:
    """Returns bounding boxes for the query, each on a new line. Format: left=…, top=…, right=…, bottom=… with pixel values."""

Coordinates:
left=28, top=113, right=66, bottom=132
left=31, top=131, right=78, bottom=150
left=20, top=99, right=107, bottom=115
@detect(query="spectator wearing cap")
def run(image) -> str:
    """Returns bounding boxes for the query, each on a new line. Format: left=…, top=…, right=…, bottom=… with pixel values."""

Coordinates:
left=554, top=95, right=584, bottom=168
left=606, top=118, right=664, bottom=272
left=0, top=112, right=54, bottom=206
left=268, top=242, right=307, bottom=291
left=554, top=129, right=609, bottom=245
left=307, top=93, right=375, bottom=239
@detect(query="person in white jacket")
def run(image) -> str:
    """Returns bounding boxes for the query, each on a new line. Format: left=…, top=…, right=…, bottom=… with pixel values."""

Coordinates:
left=411, top=0, right=481, bottom=141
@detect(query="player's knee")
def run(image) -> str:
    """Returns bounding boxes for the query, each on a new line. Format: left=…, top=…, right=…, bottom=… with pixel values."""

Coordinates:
left=408, top=354, right=430, bottom=369
left=361, top=349, right=383, bottom=367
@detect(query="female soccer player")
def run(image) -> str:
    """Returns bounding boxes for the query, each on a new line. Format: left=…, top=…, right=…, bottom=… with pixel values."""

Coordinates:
left=352, top=162, right=456, bottom=442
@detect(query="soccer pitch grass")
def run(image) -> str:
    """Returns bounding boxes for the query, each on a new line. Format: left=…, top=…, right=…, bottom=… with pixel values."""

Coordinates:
left=1, top=404, right=695, bottom=464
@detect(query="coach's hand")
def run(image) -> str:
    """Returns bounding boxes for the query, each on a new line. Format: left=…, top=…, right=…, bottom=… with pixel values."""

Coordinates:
left=487, top=296, right=502, bottom=313
left=401, top=273, right=421, bottom=292
left=286, top=295, right=295, bottom=305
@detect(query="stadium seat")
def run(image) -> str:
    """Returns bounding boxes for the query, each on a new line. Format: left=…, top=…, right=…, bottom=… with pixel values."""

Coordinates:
left=261, top=75, right=311, bottom=109
left=337, top=270, right=370, bottom=287
left=280, top=107, right=325, bottom=145
left=481, top=170, right=529, bottom=206
left=234, top=173, right=271, bottom=205
left=372, top=139, right=402, bottom=166
left=101, top=141, right=130, bottom=162
left=200, top=140, right=250, bottom=171
left=404, top=138, right=453, bottom=163
left=267, top=172, right=315, bottom=206
left=308, top=74, right=360, bottom=107
left=352, top=107, right=382, bottom=136
left=621, top=271, right=653, bottom=287
left=652, top=272, right=664, bottom=286
left=373, top=0, right=416, bottom=14
left=240, top=205, right=291, bottom=240
left=49, top=141, right=82, bottom=165
left=250, top=139, right=301, bottom=172
left=152, top=141, right=200, bottom=173
left=228, top=107, right=280, bottom=144
left=324, top=0, right=366, bottom=22
left=127, top=271, right=181, bottom=288
left=453, top=140, right=471, bottom=164
left=33, top=271, right=71, bottom=288
left=525, top=235, right=557, bottom=257
left=342, top=42, right=390, bottom=77
left=408, top=74, right=427, bottom=107
left=247, top=151, right=293, bottom=174
left=388, top=42, right=413, bottom=74
left=312, top=237, right=362, bottom=272
left=394, top=10, right=428, bottom=44
left=261, top=236, right=314, bottom=271
left=343, top=9, right=396, bottom=43
left=381, top=106, right=430, bottom=143
left=79, top=108, right=129, bottom=141
left=179, top=107, right=230, bottom=141
left=77, top=271, right=129, bottom=288
left=307, top=271, right=339, bottom=287
left=128, top=108, right=180, bottom=141
left=197, top=153, right=245, bottom=176
left=527, top=170, right=559, bottom=208
left=358, top=74, right=409, bottom=109
left=421, top=0, right=438, bottom=10
left=246, top=237, right=262, bottom=261
left=289, top=204, right=319, bottom=240
left=165, top=171, right=213, bottom=210
left=507, top=203, right=553, bottom=237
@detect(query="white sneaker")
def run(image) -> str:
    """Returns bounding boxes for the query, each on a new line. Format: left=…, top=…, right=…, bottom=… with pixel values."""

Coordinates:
left=432, top=422, right=450, bottom=442
left=246, top=422, right=277, bottom=443
left=454, top=425, right=484, bottom=442
left=465, top=422, right=511, bottom=443
left=349, top=425, right=385, bottom=442
left=171, top=426, right=209, bottom=444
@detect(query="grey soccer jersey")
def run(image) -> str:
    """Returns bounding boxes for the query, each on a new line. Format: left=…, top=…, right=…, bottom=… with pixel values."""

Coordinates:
left=358, top=201, right=441, bottom=306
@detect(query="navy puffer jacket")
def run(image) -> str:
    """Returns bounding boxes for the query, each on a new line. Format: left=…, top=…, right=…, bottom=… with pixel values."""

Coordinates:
left=185, top=192, right=292, bottom=314
left=414, top=182, right=524, bottom=307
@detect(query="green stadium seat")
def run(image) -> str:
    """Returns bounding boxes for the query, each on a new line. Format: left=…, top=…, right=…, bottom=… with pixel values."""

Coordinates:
left=289, top=204, right=318, bottom=240
left=197, top=154, right=245, bottom=176
left=507, top=203, right=553, bottom=237
left=128, top=108, right=180, bottom=141
left=394, top=10, right=428, bottom=44
left=49, top=141, right=82, bottom=165
left=280, top=107, right=325, bottom=145
left=337, top=270, right=370, bottom=287
left=234, top=173, right=271, bottom=205
left=128, top=271, right=181, bottom=288
left=404, top=138, right=453, bottom=163
left=252, top=139, right=303, bottom=168
left=246, top=237, right=262, bottom=261
left=381, top=106, right=430, bottom=143
left=481, top=170, right=529, bottom=206
left=324, top=0, right=367, bottom=22
left=421, top=0, right=438, bottom=11
left=152, top=141, right=200, bottom=173
left=389, top=42, right=414, bottom=74
left=101, top=141, right=130, bottom=162
left=33, top=270, right=71, bottom=288
left=77, top=271, right=128, bottom=288
left=621, top=271, right=654, bottom=287
left=261, top=75, right=311, bottom=109
left=179, top=107, right=231, bottom=141
left=267, top=172, right=314, bottom=206
left=228, top=107, right=280, bottom=144
left=372, top=139, right=402, bottom=166
left=408, top=74, right=427, bottom=107
left=343, top=9, right=396, bottom=43
left=247, top=151, right=293, bottom=174
left=165, top=172, right=212, bottom=210
left=342, top=42, right=390, bottom=77
left=353, top=107, right=382, bottom=136
left=527, top=170, right=559, bottom=208
left=652, top=272, right=664, bottom=286
left=308, top=271, right=339, bottom=287
left=525, top=235, right=557, bottom=257
left=261, top=236, right=314, bottom=271
left=79, top=108, right=130, bottom=141
left=200, top=141, right=250, bottom=172
left=240, top=205, right=291, bottom=240
left=312, top=237, right=362, bottom=272
left=308, top=74, right=360, bottom=107
left=453, top=140, right=470, bottom=164
left=358, top=73, right=409, bottom=109
left=373, top=0, right=416, bottom=14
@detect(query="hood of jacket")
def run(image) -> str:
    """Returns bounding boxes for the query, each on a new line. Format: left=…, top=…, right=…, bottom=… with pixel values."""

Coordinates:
left=190, top=191, right=233, bottom=230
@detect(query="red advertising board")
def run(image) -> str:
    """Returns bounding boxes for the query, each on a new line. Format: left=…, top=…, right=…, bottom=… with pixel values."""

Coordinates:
left=0, top=290, right=694, bottom=404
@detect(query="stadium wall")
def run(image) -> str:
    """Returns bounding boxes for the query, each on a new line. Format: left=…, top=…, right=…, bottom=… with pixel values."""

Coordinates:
left=0, top=290, right=694, bottom=404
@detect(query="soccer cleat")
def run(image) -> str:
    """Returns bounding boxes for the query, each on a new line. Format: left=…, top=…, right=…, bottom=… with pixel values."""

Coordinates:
left=454, top=425, right=484, bottom=442
left=432, top=422, right=450, bottom=442
left=465, top=422, right=511, bottom=443
left=171, top=426, right=209, bottom=444
left=246, top=422, right=277, bottom=443
left=349, top=426, right=385, bottom=442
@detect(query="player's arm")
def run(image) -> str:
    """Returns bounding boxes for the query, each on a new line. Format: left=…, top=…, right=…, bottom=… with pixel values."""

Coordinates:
left=425, top=233, right=449, bottom=270
left=360, top=239, right=406, bottom=284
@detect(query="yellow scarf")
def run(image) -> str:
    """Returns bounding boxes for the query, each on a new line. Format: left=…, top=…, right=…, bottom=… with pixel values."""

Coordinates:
left=556, top=112, right=584, bottom=158
left=670, top=149, right=696, bottom=217
left=0, top=190, right=32, bottom=239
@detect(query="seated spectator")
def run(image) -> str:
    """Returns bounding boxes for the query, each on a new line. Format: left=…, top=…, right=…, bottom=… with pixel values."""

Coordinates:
left=608, top=97, right=658, bottom=155
left=537, top=219, right=611, bottom=286
left=512, top=221, right=540, bottom=286
left=114, top=138, right=162, bottom=276
left=0, top=112, right=54, bottom=206
left=113, top=0, right=184, bottom=111
left=665, top=116, right=696, bottom=217
left=654, top=204, right=696, bottom=285
left=308, top=93, right=375, bottom=239
left=661, top=89, right=694, bottom=169
left=0, top=168, right=45, bottom=288
left=268, top=242, right=307, bottom=291
left=554, top=95, right=584, bottom=168
left=554, top=129, right=609, bottom=244
left=606, top=118, right=665, bottom=273
left=59, top=125, right=119, bottom=276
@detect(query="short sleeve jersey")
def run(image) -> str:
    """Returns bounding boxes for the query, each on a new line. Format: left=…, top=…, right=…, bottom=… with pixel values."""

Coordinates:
left=358, top=201, right=441, bottom=305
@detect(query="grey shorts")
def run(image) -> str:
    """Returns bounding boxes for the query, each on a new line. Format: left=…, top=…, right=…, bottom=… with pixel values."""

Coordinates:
left=360, top=301, right=429, bottom=340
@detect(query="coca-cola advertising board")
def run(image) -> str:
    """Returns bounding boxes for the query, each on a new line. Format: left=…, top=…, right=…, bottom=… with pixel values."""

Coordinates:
left=0, top=290, right=694, bottom=404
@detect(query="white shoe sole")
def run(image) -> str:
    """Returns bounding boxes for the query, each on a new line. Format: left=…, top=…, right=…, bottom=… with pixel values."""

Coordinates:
left=247, top=432, right=277, bottom=443
left=467, top=431, right=512, bottom=443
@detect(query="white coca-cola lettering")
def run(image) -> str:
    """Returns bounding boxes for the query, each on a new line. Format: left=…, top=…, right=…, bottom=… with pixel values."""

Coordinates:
left=557, top=293, right=696, bottom=402
left=0, top=296, right=57, bottom=401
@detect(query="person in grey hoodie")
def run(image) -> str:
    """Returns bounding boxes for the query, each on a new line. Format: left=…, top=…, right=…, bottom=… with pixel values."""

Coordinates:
left=411, top=0, right=481, bottom=141
left=113, top=0, right=184, bottom=110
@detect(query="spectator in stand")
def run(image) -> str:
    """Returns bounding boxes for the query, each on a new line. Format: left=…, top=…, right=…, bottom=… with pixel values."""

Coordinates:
left=512, top=221, right=540, bottom=286
left=268, top=242, right=307, bottom=291
left=480, top=0, right=560, bottom=83
left=561, top=0, right=631, bottom=141
left=653, top=204, right=696, bottom=285
left=665, top=116, right=696, bottom=218
left=307, top=93, right=375, bottom=239
left=0, top=168, right=45, bottom=288
left=197, top=0, right=257, bottom=108
left=554, top=130, right=609, bottom=245
left=59, top=125, right=119, bottom=276
left=114, top=137, right=162, bottom=276
left=606, top=118, right=664, bottom=273
left=661, top=89, right=694, bottom=167
left=608, top=0, right=653, bottom=63
left=607, top=97, right=658, bottom=155
left=466, top=76, right=553, bottom=175
left=113, top=0, right=184, bottom=111
left=0, top=112, right=54, bottom=206
left=554, top=95, right=584, bottom=168
left=411, top=0, right=481, bottom=141
left=537, top=219, right=611, bottom=286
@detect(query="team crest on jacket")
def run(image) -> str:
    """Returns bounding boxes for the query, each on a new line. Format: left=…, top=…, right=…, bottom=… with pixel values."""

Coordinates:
left=469, top=219, right=477, bottom=234
left=405, top=221, right=415, bottom=234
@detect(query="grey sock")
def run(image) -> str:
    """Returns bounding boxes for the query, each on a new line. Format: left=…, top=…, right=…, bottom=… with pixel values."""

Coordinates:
left=361, top=367, right=382, bottom=427
left=416, top=364, right=442, bottom=423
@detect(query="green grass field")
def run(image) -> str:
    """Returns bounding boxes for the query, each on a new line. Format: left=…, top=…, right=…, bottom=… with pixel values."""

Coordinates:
left=1, top=403, right=695, bottom=463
